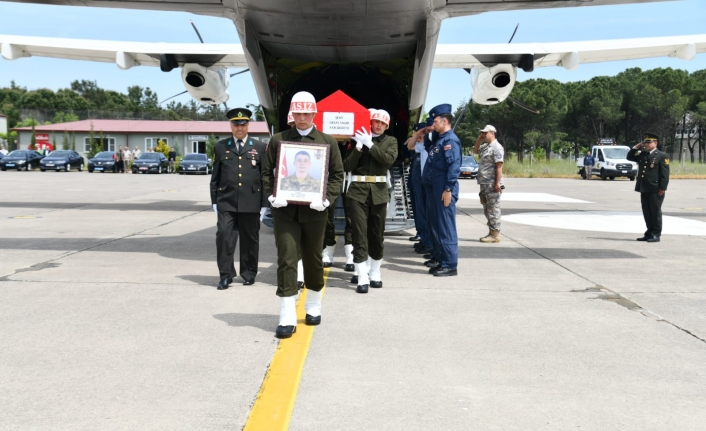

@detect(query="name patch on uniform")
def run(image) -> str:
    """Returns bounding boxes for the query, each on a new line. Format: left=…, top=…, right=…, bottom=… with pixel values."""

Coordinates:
left=444, top=144, right=451, bottom=151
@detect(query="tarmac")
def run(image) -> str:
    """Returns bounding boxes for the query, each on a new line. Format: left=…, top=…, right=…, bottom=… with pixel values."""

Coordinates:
left=1, top=170, right=705, bottom=431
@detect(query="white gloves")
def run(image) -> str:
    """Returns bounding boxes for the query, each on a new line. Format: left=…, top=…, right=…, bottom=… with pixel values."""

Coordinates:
left=309, top=199, right=330, bottom=212
left=259, top=207, right=268, bottom=221
left=355, top=140, right=363, bottom=150
left=354, top=127, right=373, bottom=149
left=213, top=204, right=217, bottom=214
left=268, top=195, right=288, bottom=208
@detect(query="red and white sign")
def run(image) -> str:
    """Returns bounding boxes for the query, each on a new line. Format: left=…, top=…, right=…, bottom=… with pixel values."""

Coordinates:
left=312, top=90, right=370, bottom=138
left=290, top=101, right=317, bottom=112
left=34, top=134, right=53, bottom=151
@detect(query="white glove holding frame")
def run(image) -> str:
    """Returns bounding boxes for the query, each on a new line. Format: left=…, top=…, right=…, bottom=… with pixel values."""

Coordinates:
left=268, top=195, right=288, bottom=208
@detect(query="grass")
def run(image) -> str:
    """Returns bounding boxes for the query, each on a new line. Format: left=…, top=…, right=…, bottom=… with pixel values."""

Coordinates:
left=502, top=159, right=706, bottom=179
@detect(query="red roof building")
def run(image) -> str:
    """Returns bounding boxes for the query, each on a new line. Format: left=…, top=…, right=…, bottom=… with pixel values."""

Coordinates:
left=12, top=119, right=270, bottom=154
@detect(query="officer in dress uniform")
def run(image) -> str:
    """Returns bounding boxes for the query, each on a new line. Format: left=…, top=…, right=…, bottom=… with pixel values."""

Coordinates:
left=210, top=108, right=269, bottom=289
left=626, top=133, right=670, bottom=242
left=423, top=104, right=461, bottom=276
left=343, top=109, right=398, bottom=294
left=262, top=91, right=344, bottom=338
left=406, top=121, right=434, bottom=256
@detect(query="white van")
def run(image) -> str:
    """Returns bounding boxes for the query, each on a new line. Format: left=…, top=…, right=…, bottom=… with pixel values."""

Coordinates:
left=577, top=145, right=638, bottom=181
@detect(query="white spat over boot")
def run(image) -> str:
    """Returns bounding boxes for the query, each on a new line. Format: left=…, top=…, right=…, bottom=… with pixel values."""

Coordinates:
left=305, top=290, right=322, bottom=325
left=369, top=259, right=383, bottom=288
left=297, top=259, right=304, bottom=289
left=344, top=244, right=354, bottom=272
left=276, top=296, right=297, bottom=339
left=322, top=245, right=334, bottom=268
left=355, top=260, right=369, bottom=294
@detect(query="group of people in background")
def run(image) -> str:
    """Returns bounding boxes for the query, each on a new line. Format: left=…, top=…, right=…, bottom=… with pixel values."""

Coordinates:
left=112, top=145, right=142, bottom=173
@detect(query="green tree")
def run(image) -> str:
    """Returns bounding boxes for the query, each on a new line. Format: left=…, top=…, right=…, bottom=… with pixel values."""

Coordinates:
left=62, top=130, right=70, bottom=150
left=30, top=124, right=37, bottom=150
left=206, top=134, right=217, bottom=160
left=156, top=139, right=170, bottom=158
left=71, top=132, right=76, bottom=151
left=86, top=122, right=99, bottom=158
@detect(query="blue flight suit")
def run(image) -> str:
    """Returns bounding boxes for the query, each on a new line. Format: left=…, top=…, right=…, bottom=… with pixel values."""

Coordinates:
left=428, top=130, right=461, bottom=269
left=422, top=131, right=440, bottom=259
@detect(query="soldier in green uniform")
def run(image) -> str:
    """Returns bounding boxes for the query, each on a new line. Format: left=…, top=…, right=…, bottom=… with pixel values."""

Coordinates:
left=344, top=109, right=398, bottom=294
left=210, top=108, right=269, bottom=289
left=627, top=133, right=670, bottom=243
left=262, top=91, right=344, bottom=339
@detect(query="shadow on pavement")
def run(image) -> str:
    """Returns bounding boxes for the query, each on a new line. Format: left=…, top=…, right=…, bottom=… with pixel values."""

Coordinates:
left=213, top=313, right=277, bottom=333
left=0, top=200, right=209, bottom=212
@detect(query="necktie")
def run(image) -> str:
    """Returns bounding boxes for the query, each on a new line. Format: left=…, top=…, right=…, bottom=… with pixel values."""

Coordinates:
left=237, top=139, right=243, bottom=150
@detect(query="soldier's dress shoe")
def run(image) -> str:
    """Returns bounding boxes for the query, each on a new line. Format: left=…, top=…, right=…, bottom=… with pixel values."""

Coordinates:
left=305, top=314, right=321, bottom=326
left=433, top=268, right=458, bottom=277
left=370, top=280, right=383, bottom=288
left=647, top=235, right=661, bottom=243
left=423, top=253, right=434, bottom=259
left=424, top=259, right=439, bottom=268
left=636, top=236, right=650, bottom=241
left=297, top=281, right=305, bottom=289
left=409, top=235, right=421, bottom=242
left=275, top=325, right=296, bottom=339
left=428, top=265, right=441, bottom=275
left=323, top=261, right=333, bottom=268
left=242, top=278, right=255, bottom=286
left=416, top=246, right=433, bottom=254
left=217, top=278, right=233, bottom=290
left=351, top=275, right=358, bottom=284
left=356, top=284, right=369, bottom=294
left=344, top=264, right=355, bottom=272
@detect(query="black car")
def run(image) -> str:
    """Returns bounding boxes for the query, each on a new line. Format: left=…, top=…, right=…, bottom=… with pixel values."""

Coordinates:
left=132, top=152, right=168, bottom=174
left=179, top=153, right=212, bottom=175
left=0, top=150, right=44, bottom=171
left=460, top=155, right=479, bottom=179
left=88, top=151, right=118, bottom=173
left=40, top=150, right=84, bottom=172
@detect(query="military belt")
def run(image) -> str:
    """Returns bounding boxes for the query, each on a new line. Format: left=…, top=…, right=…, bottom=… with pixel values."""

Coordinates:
left=350, top=175, right=386, bottom=183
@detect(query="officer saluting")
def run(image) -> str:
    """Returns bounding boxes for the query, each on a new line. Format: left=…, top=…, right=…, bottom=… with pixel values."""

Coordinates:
left=425, top=104, right=461, bottom=276
left=627, top=133, right=670, bottom=242
left=210, top=108, right=269, bottom=289
left=262, top=92, right=344, bottom=339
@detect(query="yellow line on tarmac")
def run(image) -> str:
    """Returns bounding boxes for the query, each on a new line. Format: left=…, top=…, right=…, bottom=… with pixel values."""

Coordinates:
left=243, top=267, right=330, bottom=431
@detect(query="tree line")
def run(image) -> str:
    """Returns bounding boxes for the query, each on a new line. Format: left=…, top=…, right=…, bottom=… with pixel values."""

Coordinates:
left=2, top=68, right=705, bottom=161
left=453, top=67, right=705, bottom=162
left=0, top=80, right=264, bottom=148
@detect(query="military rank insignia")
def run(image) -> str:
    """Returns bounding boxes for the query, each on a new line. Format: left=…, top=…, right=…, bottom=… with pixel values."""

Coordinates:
left=665, top=159, right=670, bottom=165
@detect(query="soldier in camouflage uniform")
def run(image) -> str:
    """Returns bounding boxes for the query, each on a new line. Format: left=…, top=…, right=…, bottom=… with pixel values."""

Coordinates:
left=473, top=125, right=504, bottom=243
left=279, top=151, right=322, bottom=192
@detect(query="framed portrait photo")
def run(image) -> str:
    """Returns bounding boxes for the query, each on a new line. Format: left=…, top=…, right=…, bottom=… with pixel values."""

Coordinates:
left=273, top=141, right=330, bottom=205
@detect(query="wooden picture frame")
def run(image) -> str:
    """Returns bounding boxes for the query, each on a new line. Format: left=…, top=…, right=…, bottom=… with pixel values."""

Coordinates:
left=273, top=141, right=330, bottom=205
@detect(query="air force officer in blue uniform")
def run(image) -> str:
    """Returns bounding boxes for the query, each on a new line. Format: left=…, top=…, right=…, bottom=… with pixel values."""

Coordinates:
left=424, top=104, right=461, bottom=277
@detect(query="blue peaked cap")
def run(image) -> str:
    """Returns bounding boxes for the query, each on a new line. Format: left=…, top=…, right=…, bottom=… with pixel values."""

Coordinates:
left=412, top=122, right=427, bottom=131
left=428, top=103, right=452, bottom=120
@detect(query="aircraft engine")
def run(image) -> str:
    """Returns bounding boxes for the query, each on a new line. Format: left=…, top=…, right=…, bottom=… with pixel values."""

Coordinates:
left=180, top=63, right=230, bottom=105
left=470, top=64, right=517, bottom=105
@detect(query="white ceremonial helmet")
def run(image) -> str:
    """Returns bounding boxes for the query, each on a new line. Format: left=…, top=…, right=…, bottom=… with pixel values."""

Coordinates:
left=287, top=111, right=294, bottom=124
left=371, top=109, right=390, bottom=126
left=290, top=91, right=317, bottom=113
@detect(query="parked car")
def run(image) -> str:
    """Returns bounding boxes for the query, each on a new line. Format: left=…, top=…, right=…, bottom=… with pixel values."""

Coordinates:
left=179, top=153, right=212, bottom=175
left=40, top=150, right=84, bottom=172
left=88, top=151, right=118, bottom=173
left=0, top=150, right=44, bottom=171
left=132, top=152, right=168, bottom=174
left=460, top=155, right=479, bottom=179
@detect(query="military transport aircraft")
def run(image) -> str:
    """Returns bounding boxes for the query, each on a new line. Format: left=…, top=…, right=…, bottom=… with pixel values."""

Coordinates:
left=1, top=0, right=705, bottom=231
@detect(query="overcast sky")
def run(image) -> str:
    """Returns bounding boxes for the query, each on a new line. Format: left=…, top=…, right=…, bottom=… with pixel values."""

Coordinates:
left=1, top=0, right=705, bottom=113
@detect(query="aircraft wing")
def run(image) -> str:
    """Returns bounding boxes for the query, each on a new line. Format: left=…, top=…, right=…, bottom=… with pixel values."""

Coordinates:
left=0, top=35, right=246, bottom=69
left=3, top=34, right=704, bottom=72
left=433, top=35, right=706, bottom=70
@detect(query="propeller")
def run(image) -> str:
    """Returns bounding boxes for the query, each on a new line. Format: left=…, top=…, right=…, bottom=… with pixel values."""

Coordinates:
left=158, top=20, right=250, bottom=107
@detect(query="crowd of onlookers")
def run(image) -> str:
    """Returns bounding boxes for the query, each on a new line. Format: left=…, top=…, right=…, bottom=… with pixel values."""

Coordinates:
left=113, top=145, right=179, bottom=173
